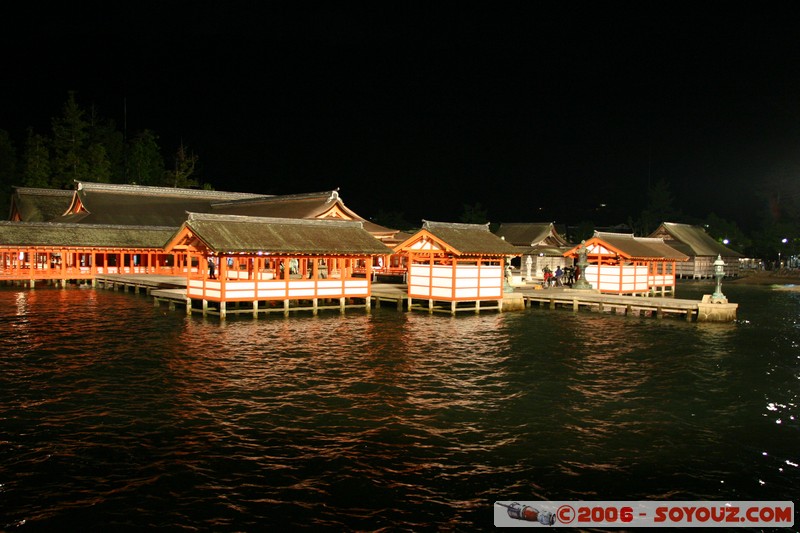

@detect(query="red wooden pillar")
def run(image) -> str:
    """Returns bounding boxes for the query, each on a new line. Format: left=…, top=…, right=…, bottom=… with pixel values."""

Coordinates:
left=428, top=252, right=434, bottom=297
left=449, top=256, right=457, bottom=301
left=220, top=255, right=228, bottom=281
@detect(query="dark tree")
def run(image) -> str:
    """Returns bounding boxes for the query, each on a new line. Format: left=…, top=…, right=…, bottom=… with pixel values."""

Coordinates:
left=167, top=142, right=199, bottom=188
left=127, top=130, right=164, bottom=186
left=50, top=91, right=90, bottom=187
left=636, top=178, right=681, bottom=236
left=459, top=202, right=488, bottom=224
left=0, top=129, right=17, bottom=215
left=21, top=128, right=51, bottom=188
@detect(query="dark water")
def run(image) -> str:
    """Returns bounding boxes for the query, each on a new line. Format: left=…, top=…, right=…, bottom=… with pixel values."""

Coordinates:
left=1, top=282, right=798, bottom=530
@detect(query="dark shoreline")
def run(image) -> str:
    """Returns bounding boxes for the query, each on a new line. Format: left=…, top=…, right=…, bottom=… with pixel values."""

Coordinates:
left=730, top=270, right=800, bottom=285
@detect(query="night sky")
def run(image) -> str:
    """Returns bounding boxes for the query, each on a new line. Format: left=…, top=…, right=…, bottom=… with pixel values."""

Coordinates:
left=3, top=3, right=800, bottom=230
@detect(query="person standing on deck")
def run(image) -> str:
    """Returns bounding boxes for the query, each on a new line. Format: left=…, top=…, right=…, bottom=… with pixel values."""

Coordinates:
left=207, top=257, right=216, bottom=279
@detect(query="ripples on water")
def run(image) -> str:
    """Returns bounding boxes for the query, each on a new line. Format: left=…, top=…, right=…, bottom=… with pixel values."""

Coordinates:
left=1, top=283, right=798, bottom=530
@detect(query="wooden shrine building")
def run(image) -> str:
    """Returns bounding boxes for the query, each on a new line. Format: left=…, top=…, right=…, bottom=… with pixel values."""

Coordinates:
left=494, top=222, right=572, bottom=281
left=210, top=188, right=407, bottom=279
left=563, top=231, right=688, bottom=295
left=648, top=222, right=742, bottom=278
left=393, top=220, right=519, bottom=313
left=0, top=221, right=178, bottom=286
left=163, top=213, right=391, bottom=317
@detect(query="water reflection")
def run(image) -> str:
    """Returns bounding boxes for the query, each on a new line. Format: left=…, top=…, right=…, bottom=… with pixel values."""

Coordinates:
left=2, top=286, right=800, bottom=528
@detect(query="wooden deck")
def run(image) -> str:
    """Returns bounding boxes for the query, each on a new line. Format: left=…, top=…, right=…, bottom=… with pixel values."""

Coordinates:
left=95, top=274, right=410, bottom=317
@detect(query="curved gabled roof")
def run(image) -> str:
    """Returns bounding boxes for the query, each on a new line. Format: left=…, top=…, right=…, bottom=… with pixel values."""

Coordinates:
left=564, top=232, right=688, bottom=261
left=495, top=222, right=571, bottom=248
left=211, top=189, right=399, bottom=238
left=211, top=190, right=343, bottom=217
left=57, top=181, right=269, bottom=226
left=166, top=212, right=390, bottom=255
left=394, top=220, right=519, bottom=256
left=9, top=187, right=74, bottom=222
left=650, top=222, right=743, bottom=258
left=49, top=183, right=400, bottom=243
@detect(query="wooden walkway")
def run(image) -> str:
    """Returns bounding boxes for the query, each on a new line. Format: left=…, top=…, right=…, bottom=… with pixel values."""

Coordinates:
left=516, top=286, right=699, bottom=321
left=91, top=274, right=732, bottom=321
left=95, top=274, right=186, bottom=294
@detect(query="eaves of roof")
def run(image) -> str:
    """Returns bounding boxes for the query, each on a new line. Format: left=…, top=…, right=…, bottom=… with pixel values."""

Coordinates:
left=0, top=221, right=175, bottom=248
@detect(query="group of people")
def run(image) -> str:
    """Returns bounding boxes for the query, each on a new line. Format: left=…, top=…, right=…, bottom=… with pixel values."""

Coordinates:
left=542, top=265, right=579, bottom=288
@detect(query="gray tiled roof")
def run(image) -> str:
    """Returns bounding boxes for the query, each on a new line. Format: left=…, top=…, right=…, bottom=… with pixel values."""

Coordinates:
left=177, top=213, right=391, bottom=255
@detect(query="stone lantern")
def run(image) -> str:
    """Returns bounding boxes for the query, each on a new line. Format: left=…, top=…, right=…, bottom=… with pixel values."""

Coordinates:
left=573, top=240, right=593, bottom=290
left=711, top=254, right=726, bottom=302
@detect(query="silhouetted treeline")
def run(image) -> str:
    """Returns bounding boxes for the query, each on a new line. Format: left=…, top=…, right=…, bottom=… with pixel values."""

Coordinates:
left=0, top=91, right=207, bottom=215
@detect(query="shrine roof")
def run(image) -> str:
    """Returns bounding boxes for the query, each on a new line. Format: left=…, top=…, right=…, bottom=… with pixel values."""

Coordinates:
left=565, top=232, right=688, bottom=261
left=55, top=181, right=269, bottom=226
left=649, top=222, right=743, bottom=258
left=394, top=220, right=518, bottom=256
left=495, top=222, right=570, bottom=248
left=0, top=221, right=175, bottom=248
left=170, top=212, right=390, bottom=255
left=9, top=187, right=74, bottom=222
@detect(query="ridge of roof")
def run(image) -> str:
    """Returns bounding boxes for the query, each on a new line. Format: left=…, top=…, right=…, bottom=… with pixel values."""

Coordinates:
left=13, top=186, right=74, bottom=196
left=185, top=211, right=364, bottom=229
left=496, top=221, right=554, bottom=227
left=75, top=181, right=268, bottom=200
left=209, top=189, right=340, bottom=207
left=0, top=220, right=177, bottom=231
left=422, top=219, right=491, bottom=231
left=594, top=231, right=637, bottom=240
